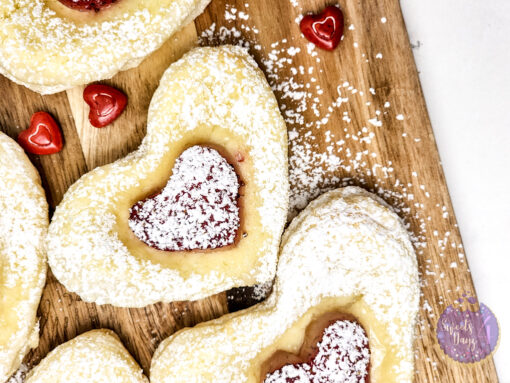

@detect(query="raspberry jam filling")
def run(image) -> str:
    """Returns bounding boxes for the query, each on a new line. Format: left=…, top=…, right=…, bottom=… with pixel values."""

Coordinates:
left=129, top=145, right=241, bottom=252
left=263, top=313, right=370, bottom=383
left=58, top=0, right=118, bottom=12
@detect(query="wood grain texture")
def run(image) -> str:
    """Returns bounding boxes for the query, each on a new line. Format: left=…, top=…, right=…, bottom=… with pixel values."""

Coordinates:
left=0, top=0, right=499, bottom=382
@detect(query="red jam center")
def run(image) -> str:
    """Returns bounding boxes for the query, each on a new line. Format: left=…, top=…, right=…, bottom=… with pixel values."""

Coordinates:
left=129, top=146, right=241, bottom=252
left=264, top=319, right=370, bottom=383
left=58, top=0, right=118, bottom=12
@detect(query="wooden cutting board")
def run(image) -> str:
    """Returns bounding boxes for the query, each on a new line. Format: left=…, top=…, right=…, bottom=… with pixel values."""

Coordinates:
left=0, top=0, right=499, bottom=382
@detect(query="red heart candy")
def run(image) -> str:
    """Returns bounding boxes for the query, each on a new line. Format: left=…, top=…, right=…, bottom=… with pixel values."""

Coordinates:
left=58, top=0, right=118, bottom=12
left=83, top=84, right=127, bottom=128
left=18, top=112, right=63, bottom=155
left=300, top=5, right=344, bottom=51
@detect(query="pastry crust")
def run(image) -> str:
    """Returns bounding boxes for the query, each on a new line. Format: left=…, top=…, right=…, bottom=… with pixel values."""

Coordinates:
left=24, top=330, right=148, bottom=383
left=0, top=0, right=212, bottom=94
left=0, top=132, right=48, bottom=382
left=151, top=187, right=420, bottom=383
left=47, top=46, right=289, bottom=307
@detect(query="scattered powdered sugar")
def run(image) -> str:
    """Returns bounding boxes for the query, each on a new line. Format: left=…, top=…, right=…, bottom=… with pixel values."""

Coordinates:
left=129, top=146, right=240, bottom=251
left=0, top=2, right=472, bottom=381
left=198, top=7, right=406, bottom=220
left=265, top=320, right=370, bottom=383
left=197, top=2, right=468, bottom=312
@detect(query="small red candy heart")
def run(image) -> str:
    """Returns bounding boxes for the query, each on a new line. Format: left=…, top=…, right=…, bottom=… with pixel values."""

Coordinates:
left=300, top=5, right=344, bottom=51
left=58, top=0, right=118, bottom=12
left=18, top=112, right=63, bottom=155
left=83, top=84, right=127, bottom=128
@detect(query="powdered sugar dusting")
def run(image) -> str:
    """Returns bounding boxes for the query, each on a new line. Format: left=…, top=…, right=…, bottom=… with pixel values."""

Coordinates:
left=265, top=320, right=370, bottom=383
left=24, top=330, right=148, bottom=383
left=0, top=0, right=212, bottom=94
left=0, top=133, right=47, bottom=382
left=197, top=9, right=408, bottom=220
left=47, top=46, right=289, bottom=307
left=197, top=3, right=468, bottom=319
left=6, top=364, right=27, bottom=383
left=129, top=146, right=240, bottom=251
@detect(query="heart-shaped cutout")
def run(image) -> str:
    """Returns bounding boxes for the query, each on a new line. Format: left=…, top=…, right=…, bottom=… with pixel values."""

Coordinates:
left=300, top=6, right=344, bottom=51
left=83, top=84, right=127, bottom=128
left=129, top=145, right=241, bottom=252
left=18, top=112, right=63, bottom=155
left=263, top=313, right=370, bottom=383
left=58, top=0, right=118, bottom=12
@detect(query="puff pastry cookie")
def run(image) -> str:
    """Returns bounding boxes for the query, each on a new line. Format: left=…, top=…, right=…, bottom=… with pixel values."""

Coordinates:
left=0, top=0, right=212, bottom=94
left=24, top=330, right=148, bottom=383
left=151, top=187, right=420, bottom=383
left=0, top=132, right=48, bottom=382
left=47, top=46, right=289, bottom=307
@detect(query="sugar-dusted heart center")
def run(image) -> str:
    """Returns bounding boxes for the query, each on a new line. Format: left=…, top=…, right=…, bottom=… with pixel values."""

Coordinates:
left=263, top=314, right=370, bottom=383
left=129, top=145, right=241, bottom=252
left=58, top=0, right=119, bottom=12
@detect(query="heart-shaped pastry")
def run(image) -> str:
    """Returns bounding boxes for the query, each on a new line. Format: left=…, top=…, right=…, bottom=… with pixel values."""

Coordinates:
left=47, top=46, right=289, bottom=307
left=84, top=84, right=127, bottom=128
left=0, top=132, right=48, bottom=382
left=24, top=330, right=148, bottom=383
left=0, top=0, right=212, bottom=94
left=300, top=6, right=345, bottom=51
left=151, top=187, right=420, bottom=383
left=18, top=112, right=63, bottom=155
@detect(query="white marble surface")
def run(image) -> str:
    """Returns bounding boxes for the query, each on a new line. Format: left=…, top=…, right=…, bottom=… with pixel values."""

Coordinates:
left=400, top=1, right=510, bottom=381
